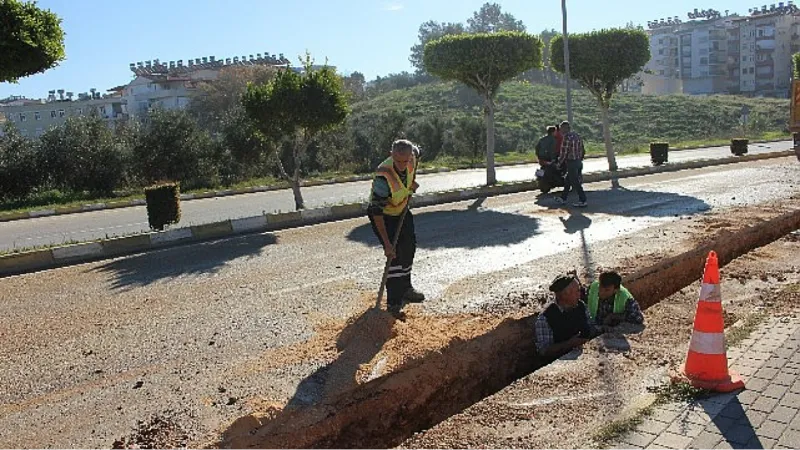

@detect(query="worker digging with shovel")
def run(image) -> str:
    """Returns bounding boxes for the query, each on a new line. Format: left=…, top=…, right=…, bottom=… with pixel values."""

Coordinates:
left=369, top=139, right=425, bottom=318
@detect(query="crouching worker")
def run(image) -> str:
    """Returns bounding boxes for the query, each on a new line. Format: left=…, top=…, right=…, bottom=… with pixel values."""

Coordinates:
left=535, top=274, right=599, bottom=359
left=587, top=271, right=644, bottom=328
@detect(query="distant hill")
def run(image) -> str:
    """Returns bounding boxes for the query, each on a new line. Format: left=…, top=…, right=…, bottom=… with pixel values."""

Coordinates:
left=352, top=81, right=790, bottom=153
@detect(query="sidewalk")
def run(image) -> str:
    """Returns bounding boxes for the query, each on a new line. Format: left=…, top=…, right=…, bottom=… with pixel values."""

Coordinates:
left=613, top=317, right=800, bottom=449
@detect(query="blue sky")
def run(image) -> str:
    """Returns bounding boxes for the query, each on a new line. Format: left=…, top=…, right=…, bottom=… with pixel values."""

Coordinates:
left=1, top=0, right=760, bottom=99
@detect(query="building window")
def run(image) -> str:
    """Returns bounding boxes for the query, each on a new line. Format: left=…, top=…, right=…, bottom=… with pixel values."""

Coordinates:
left=58, top=109, right=65, bottom=117
left=18, top=113, right=26, bottom=122
left=34, top=111, right=41, bottom=121
left=758, top=29, right=764, bottom=37
left=50, top=110, right=57, bottom=118
left=743, top=68, right=747, bottom=74
left=659, top=49, right=664, bottom=55
left=100, top=106, right=106, bottom=116
left=742, top=55, right=747, bottom=62
left=700, top=57, right=709, bottom=65
left=750, top=67, right=755, bottom=74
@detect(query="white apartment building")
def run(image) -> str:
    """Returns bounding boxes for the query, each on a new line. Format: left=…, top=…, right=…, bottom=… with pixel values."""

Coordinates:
left=123, top=53, right=291, bottom=117
left=642, top=3, right=800, bottom=97
left=1, top=51, right=331, bottom=135
left=0, top=91, right=126, bottom=138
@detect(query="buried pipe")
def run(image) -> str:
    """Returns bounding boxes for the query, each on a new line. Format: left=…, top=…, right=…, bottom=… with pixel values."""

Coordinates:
left=217, top=208, right=800, bottom=449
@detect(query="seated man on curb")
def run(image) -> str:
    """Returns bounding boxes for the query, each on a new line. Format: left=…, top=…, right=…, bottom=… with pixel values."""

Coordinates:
left=535, top=274, right=600, bottom=359
left=587, top=271, right=644, bottom=328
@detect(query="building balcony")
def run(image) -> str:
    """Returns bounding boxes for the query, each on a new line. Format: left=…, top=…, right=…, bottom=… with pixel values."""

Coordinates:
left=756, top=59, right=774, bottom=67
left=757, top=71, right=775, bottom=79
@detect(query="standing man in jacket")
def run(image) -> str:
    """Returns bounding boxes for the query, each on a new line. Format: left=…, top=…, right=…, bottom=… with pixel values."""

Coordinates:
left=368, top=139, right=426, bottom=315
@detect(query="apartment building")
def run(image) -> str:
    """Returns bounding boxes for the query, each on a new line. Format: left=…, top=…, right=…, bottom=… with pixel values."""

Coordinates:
left=733, top=6, right=799, bottom=96
left=0, top=91, right=127, bottom=138
left=643, top=3, right=800, bottom=97
left=123, top=52, right=290, bottom=117
left=1, top=51, right=327, bottom=135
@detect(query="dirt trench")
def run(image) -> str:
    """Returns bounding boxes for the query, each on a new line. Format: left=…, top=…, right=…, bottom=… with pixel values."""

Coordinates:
left=213, top=209, right=800, bottom=449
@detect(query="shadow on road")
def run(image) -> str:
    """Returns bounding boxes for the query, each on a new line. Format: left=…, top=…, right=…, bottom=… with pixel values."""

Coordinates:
left=346, top=197, right=541, bottom=250
left=219, top=307, right=398, bottom=447
left=286, top=307, right=396, bottom=408
left=88, top=233, right=278, bottom=290
left=536, top=180, right=711, bottom=218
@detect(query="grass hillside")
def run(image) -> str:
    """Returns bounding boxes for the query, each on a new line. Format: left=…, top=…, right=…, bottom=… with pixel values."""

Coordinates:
left=353, top=81, right=790, bottom=154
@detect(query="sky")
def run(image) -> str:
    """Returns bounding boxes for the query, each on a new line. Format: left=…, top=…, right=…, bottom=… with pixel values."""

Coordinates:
left=1, top=0, right=761, bottom=99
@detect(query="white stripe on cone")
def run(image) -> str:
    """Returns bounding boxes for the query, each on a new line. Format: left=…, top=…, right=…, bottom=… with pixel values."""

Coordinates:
left=689, top=330, right=726, bottom=355
left=699, top=283, right=721, bottom=302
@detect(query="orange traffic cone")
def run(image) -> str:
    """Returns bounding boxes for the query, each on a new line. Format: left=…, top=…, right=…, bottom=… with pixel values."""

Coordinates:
left=679, top=251, right=745, bottom=392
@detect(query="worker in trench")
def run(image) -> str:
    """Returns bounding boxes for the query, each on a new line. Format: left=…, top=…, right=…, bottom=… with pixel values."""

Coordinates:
left=368, top=139, right=426, bottom=316
left=586, top=271, right=645, bottom=329
left=535, top=274, right=600, bottom=359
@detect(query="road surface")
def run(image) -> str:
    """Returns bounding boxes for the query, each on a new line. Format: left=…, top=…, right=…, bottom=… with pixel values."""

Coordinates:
left=1, top=140, right=791, bottom=252
left=1, top=157, right=798, bottom=447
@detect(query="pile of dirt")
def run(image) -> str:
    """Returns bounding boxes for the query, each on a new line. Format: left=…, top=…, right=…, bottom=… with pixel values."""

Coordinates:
left=402, top=234, right=800, bottom=449
left=111, top=413, right=190, bottom=449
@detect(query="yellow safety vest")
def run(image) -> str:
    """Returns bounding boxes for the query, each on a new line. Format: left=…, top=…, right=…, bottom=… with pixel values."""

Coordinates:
left=375, top=155, right=416, bottom=216
left=587, top=280, right=631, bottom=320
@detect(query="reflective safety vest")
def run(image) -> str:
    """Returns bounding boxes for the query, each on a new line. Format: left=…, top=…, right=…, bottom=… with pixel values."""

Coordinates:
left=587, top=280, right=631, bottom=320
left=375, top=155, right=416, bottom=216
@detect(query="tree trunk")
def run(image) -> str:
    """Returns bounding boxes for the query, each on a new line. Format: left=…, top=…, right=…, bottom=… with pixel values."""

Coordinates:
left=290, top=134, right=307, bottom=210
left=600, top=102, right=618, bottom=172
left=291, top=166, right=305, bottom=210
left=485, top=95, right=497, bottom=185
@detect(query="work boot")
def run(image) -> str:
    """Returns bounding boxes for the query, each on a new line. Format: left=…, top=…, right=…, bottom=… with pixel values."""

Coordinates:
left=403, top=288, right=426, bottom=303
left=387, top=301, right=405, bottom=318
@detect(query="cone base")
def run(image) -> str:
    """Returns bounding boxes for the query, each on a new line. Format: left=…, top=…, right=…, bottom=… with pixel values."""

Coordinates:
left=677, top=364, right=746, bottom=393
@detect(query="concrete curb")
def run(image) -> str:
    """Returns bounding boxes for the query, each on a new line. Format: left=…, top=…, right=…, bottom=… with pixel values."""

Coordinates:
left=0, top=149, right=794, bottom=278
left=0, top=139, right=790, bottom=224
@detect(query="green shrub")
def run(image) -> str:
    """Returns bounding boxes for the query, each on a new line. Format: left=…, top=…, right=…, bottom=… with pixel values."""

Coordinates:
left=0, top=123, right=41, bottom=201
left=38, top=114, right=129, bottom=195
left=144, top=182, right=181, bottom=231
left=134, top=109, right=216, bottom=189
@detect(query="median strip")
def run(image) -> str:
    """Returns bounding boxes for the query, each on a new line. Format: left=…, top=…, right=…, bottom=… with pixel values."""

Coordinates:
left=0, top=150, right=794, bottom=278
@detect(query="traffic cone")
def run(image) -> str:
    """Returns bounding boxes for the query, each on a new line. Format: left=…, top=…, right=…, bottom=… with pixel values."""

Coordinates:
left=679, top=251, right=745, bottom=392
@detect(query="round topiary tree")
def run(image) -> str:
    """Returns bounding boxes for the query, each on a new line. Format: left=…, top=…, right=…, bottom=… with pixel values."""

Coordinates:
left=424, top=31, right=543, bottom=185
left=1, top=0, right=65, bottom=83
left=551, top=28, right=650, bottom=172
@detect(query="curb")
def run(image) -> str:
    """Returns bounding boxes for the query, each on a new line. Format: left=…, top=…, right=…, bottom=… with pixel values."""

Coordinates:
left=0, top=149, right=794, bottom=278
left=0, top=139, right=790, bottom=224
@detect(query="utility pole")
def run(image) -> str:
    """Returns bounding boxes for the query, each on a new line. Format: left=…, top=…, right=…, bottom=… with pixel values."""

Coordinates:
left=561, top=0, right=573, bottom=124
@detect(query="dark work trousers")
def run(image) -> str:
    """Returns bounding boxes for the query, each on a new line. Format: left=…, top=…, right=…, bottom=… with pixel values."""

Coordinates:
left=561, top=159, right=587, bottom=203
left=369, top=211, right=416, bottom=306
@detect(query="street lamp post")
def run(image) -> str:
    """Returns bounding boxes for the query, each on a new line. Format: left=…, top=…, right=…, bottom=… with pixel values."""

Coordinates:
left=561, top=0, right=573, bottom=124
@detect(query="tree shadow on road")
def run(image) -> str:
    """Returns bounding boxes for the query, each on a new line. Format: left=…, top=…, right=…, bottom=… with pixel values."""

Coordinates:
left=346, top=197, right=541, bottom=250
left=87, top=233, right=278, bottom=290
left=536, top=180, right=711, bottom=218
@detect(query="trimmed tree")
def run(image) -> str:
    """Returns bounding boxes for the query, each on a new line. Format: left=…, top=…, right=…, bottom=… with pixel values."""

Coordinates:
left=1, top=0, right=65, bottom=83
left=551, top=29, right=650, bottom=171
left=243, top=58, right=349, bottom=210
left=424, top=31, right=542, bottom=185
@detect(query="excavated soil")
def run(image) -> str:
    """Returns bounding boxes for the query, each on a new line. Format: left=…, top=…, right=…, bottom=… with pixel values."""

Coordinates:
left=210, top=204, right=800, bottom=449
left=402, top=232, right=800, bottom=449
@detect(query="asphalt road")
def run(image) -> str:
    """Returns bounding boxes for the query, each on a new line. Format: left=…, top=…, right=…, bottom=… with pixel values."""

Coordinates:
left=1, top=140, right=791, bottom=252
left=1, top=157, right=798, bottom=447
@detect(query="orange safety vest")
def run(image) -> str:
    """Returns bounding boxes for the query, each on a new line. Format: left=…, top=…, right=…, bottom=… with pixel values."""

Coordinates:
left=374, top=155, right=416, bottom=216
